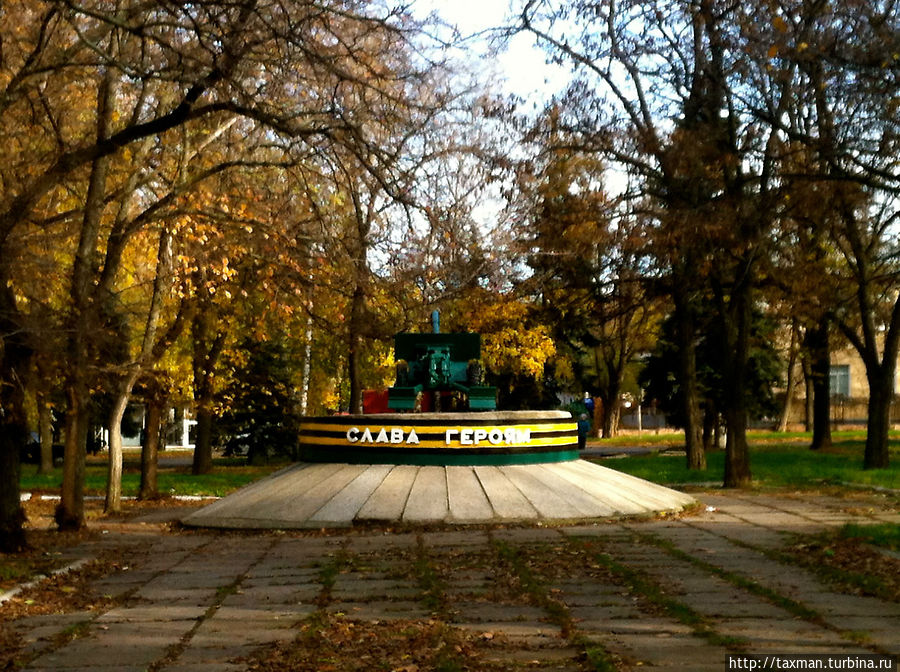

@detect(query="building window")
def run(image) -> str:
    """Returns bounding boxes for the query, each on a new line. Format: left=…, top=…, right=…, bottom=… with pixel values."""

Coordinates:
left=830, top=364, right=850, bottom=398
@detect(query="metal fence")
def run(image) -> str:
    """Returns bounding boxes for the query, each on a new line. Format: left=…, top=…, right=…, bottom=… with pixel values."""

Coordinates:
left=771, top=395, right=900, bottom=427
left=618, top=396, right=900, bottom=431
left=826, top=396, right=900, bottom=425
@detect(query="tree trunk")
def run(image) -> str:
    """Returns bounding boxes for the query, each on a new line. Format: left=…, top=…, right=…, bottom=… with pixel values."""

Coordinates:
left=58, top=393, right=88, bottom=530
left=864, top=375, right=893, bottom=470
left=591, top=397, right=603, bottom=438
left=674, top=294, right=705, bottom=470
left=247, top=442, right=268, bottom=466
left=192, top=407, right=214, bottom=475
left=347, top=284, right=365, bottom=415
left=717, top=277, right=752, bottom=488
left=105, top=389, right=127, bottom=514
left=777, top=320, right=799, bottom=433
left=801, top=355, right=813, bottom=432
left=836, top=280, right=899, bottom=470
left=38, top=396, right=55, bottom=474
left=106, top=227, right=170, bottom=512
left=595, top=345, right=624, bottom=439
left=299, top=311, right=313, bottom=417
left=191, top=300, right=225, bottom=476
left=805, top=321, right=832, bottom=450
left=139, top=396, right=163, bottom=500
left=0, top=424, right=26, bottom=552
left=346, top=186, right=375, bottom=416
left=105, top=371, right=140, bottom=513
left=59, top=71, right=116, bottom=531
left=702, top=405, right=715, bottom=452
left=0, top=281, right=30, bottom=551
left=723, top=403, right=752, bottom=487
left=598, top=375, right=622, bottom=439
left=601, top=396, right=620, bottom=438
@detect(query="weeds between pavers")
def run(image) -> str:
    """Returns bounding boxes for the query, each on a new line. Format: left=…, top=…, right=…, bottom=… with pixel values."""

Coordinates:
left=246, top=532, right=628, bottom=671
left=412, top=536, right=451, bottom=617
left=630, top=526, right=897, bottom=654
left=567, top=535, right=749, bottom=652
left=248, top=538, right=524, bottom=672
left=489, top=537, right=626, bottom=671
left=490, top=539, right=575, bottom=637
left=631, top=531, right=823, bottom=623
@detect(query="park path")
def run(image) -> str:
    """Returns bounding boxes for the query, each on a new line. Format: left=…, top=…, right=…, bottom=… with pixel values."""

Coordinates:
left=5, top=490, right=900, bottom=671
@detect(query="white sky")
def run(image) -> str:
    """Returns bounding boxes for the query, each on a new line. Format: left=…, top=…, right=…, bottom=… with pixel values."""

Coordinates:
left=414, top=0, right=570, bottom=105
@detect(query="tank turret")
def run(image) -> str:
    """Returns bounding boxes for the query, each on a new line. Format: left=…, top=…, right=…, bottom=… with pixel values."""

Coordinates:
left=388, top=311, right=496, bottom=411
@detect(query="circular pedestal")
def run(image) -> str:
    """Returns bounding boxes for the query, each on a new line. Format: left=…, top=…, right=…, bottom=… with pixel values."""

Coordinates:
left=182, top=409, right=696, bottom=530
left=298, top=410, right=578, bottom=466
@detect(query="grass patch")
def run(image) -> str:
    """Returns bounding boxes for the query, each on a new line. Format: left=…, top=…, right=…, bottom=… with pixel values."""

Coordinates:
left=19, top=462, right=283, bottom=497
left=0, top=557, right=59, bottom=586
left=56, top=620, right=92, bottom=644
left=580, top=642, right=622, bottom=672
left=591, top=432, right=687, bottom=448
left=838, top=522, right=900, bottom=550
left=590, top=428, right=897, bottom=448
left=595, top=436, right=900, bottom=490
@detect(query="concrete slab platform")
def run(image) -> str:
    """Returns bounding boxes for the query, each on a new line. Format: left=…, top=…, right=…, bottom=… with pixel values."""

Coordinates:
left=181, top=460, right=695, bottom=529
left=403, top=466, right=449, bottom=522
left=447, top=466, right=495, bottom=522
left=474, top=465, right=540, bottom=520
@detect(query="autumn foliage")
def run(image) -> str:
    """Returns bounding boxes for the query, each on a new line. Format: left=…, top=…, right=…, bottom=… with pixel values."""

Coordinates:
left=2, top=0, right=900, bottom=548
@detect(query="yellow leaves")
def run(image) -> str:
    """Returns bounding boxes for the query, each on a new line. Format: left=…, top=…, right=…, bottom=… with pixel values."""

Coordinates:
left=552, top=355, right=575, bottom=385
left=464, top=295, right=556, bottom=382
left=372, top=348, right=397, bottom=390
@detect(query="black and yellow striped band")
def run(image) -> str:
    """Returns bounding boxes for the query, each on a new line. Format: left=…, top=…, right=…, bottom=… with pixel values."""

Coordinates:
left=298, top=412, right=579, bottom=466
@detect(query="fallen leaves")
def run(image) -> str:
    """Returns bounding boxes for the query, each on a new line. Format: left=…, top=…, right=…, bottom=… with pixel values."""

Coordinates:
left=0, top=553, right=127, bottom=623
left=244, top=614, right=527, bottom=672
left=786, top=535, right=900, bottom=602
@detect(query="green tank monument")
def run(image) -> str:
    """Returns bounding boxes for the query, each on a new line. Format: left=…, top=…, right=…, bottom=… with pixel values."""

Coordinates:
left=183, top=313, right=694, bottom=529
left=386, top=310, right=497, bottom=412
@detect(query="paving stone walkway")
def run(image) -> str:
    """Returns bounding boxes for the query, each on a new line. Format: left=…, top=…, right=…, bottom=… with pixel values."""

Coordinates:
left=6, top=490, right=900, bottom=671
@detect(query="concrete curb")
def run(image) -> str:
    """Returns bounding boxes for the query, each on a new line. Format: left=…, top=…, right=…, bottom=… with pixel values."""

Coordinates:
left=0, top=557, right=93, bottom=605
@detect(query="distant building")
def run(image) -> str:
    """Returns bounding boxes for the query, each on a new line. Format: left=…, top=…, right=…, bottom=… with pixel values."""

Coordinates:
left=783, top=341, right=900, bottom=427
left=99, top=404, right=196, bottom=451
